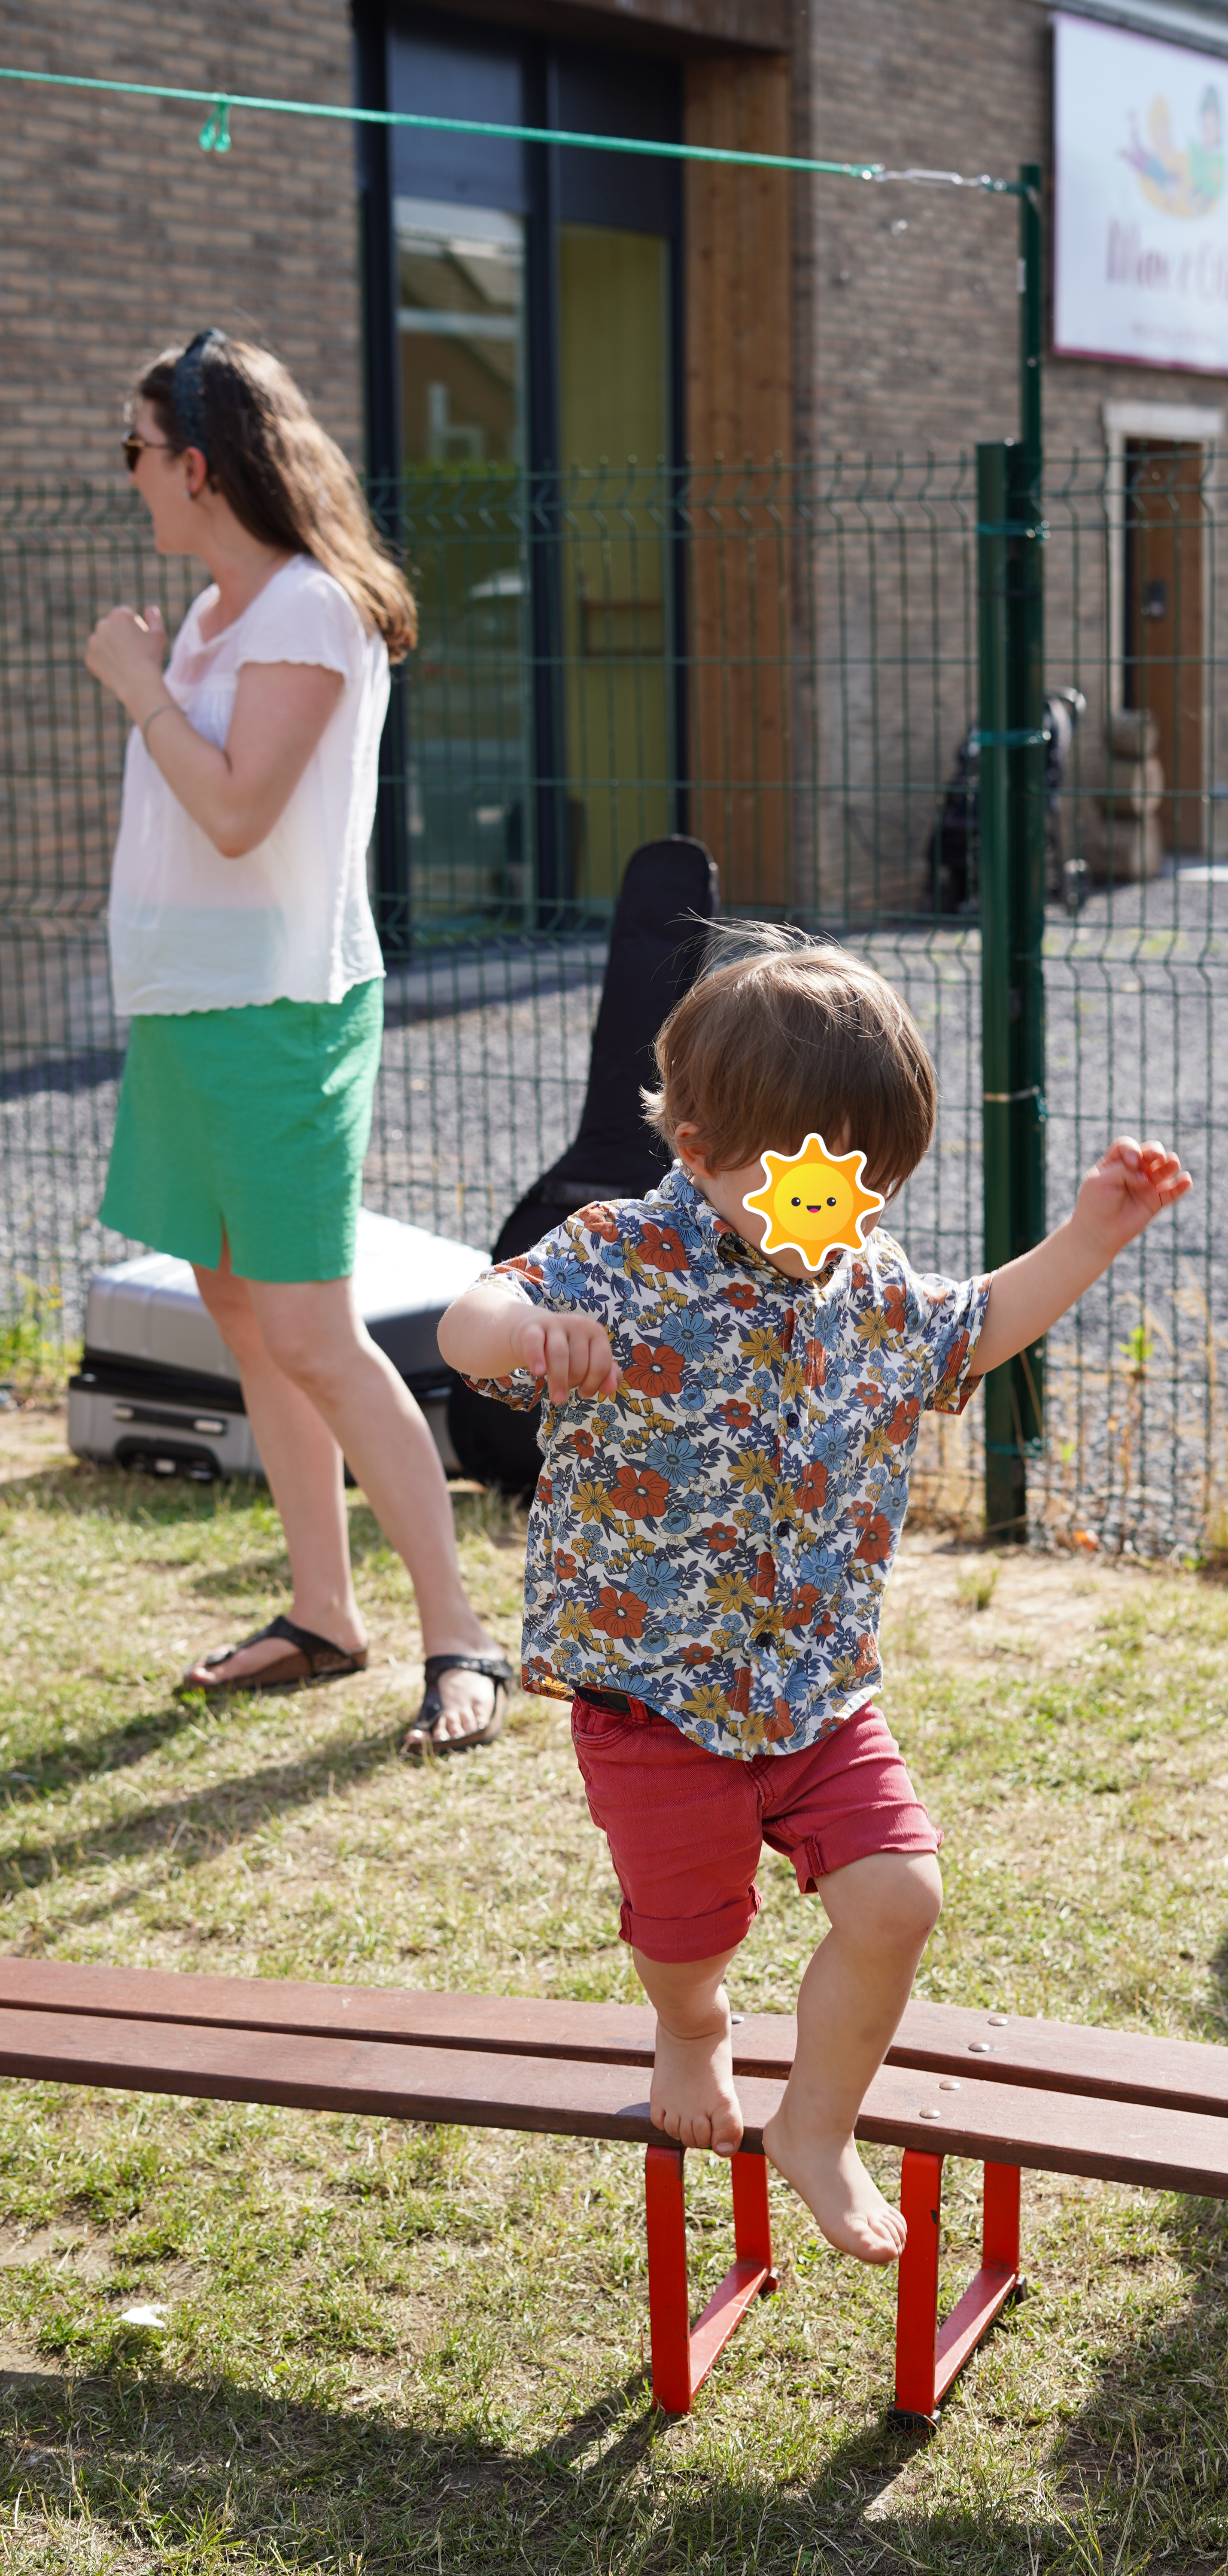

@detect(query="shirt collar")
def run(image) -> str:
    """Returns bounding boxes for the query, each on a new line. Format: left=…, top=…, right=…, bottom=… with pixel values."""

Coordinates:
left=661, top=1161, right=792, bottom=1280
left=660, top=1159, right=866, bottom=1293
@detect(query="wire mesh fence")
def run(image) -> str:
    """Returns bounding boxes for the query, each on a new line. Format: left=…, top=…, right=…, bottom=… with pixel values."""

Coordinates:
left=0, top=458, right=1225, bottom=1554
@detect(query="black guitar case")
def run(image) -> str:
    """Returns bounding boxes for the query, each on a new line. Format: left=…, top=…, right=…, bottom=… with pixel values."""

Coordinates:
left=447, top=835, right=720, bottom=1493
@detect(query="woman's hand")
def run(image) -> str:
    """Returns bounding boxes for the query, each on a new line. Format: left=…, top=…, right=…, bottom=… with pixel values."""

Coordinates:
left=85, top=604, right=167, bottom=718
left=84, top=602, right=345, bottom=858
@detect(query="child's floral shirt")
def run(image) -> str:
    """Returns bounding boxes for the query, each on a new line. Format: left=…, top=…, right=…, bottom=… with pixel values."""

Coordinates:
left=468, top=1164, right=989, bottom=1760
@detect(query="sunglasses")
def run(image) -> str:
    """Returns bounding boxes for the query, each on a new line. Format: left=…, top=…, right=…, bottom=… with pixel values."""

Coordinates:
left=122, top=432, right=171, bottom=472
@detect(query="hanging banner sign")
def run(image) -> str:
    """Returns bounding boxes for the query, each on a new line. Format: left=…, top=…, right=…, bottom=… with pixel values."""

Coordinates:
left=1054, top=11, right=1228, bottom=373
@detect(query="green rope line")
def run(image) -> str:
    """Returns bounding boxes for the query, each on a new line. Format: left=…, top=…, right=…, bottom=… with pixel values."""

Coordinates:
left=0, top=59, right=1024, bottom=191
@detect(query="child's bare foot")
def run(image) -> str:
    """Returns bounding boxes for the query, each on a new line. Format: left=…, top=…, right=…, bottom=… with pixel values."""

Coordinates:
left=650, top=2011, right=744, bottom=2156
left=762, top=2100, right=905, bottom=2264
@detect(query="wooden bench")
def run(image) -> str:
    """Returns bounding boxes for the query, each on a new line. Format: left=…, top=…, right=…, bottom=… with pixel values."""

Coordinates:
left=0, top=1957, right=1225, bottom=2425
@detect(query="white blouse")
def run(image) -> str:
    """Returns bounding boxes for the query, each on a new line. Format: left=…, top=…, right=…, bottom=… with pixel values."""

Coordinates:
left=107, top=553, right=389, bottom=1017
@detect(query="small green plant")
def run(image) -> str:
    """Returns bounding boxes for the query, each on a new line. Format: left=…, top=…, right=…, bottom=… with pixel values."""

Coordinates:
left=1119, top=1324, right=1155, bottom=1380
left=0, top=1276, right=77, bottom=1399
left=957, top=1558, right=999, bottom=1613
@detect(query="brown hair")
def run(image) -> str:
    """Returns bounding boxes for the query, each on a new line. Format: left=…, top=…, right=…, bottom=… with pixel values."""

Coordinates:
left=642, top=924, right=937, bottom=1195
left=133, top=337, right=417, bottom=661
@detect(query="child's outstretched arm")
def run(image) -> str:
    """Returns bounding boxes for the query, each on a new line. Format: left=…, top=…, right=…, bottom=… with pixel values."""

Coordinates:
left=438, top=1281, right=620, bottom=1407
left=973, top=1134, right=1192, bottom=1376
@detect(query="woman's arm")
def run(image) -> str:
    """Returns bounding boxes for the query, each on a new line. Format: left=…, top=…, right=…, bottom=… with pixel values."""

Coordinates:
left=85, top=604, right=343, bottom=859
left=973, top=1135, right=1192, bottom=1376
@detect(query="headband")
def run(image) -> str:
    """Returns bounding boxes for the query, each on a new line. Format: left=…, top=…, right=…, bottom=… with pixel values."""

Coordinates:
left=171, top=328, right=226, bottom=461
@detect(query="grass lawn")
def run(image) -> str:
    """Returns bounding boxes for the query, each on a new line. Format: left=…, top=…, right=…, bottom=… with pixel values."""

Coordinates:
left=1, top=1406, right=1228, bottom=2572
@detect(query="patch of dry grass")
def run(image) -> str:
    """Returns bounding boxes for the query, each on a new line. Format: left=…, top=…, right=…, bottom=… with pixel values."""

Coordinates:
left=1, top=1410, right=1228, bottom=2569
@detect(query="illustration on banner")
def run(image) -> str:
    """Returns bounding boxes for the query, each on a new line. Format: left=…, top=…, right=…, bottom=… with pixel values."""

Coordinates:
left=1122, top=83, right=1224, bottom=219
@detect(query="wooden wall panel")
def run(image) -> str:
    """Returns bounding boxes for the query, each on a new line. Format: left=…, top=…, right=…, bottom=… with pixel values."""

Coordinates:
left=683, top=53, right=793, bottom=909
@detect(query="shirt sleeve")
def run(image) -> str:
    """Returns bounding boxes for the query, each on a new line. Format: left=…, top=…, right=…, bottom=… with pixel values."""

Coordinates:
left=874, top=1236, right=991, bottom=1416
left=235, top=562, right=364, bottom=681
left=911, top=1264, right=992, bottom=1413
left=460, top=1205, right=623, bottom=1412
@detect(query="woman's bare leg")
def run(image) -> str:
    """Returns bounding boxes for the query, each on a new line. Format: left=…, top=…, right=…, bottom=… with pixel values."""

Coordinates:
left=184, top=1258, right=365, bottom=1675
left=185, top=1264, right=505, bottom=1739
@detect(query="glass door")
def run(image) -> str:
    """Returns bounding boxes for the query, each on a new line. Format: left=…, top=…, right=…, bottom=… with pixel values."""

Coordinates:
left=558, top=222, right=672, bottom=908
left=397, top=196, right=532, bottom=927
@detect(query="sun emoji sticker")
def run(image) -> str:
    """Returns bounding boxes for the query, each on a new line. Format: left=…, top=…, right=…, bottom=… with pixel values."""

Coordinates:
left=742, top=1133, right=885, bottom=1270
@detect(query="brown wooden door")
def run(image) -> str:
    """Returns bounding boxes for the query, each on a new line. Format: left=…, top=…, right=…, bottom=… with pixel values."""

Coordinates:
left=1126, top=440, right=1205, bottom=854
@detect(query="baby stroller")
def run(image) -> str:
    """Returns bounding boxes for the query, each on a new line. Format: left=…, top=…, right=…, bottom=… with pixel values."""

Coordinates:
left=927, top=686, right=1087, bottom=917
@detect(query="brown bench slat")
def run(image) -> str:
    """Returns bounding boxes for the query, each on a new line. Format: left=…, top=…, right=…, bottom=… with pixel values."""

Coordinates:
left=0, top=1960, right=655, bottom=2062
left=1, top=1961, right=1225, bottom=2122
left=3, top=2005, right=1228, bottom=2196
left=885, top=1998, right=1228, bottom=2119
left=860, top=2059, right=1228, bottom=2196
left=0, top=2005, right=732, bottom=2143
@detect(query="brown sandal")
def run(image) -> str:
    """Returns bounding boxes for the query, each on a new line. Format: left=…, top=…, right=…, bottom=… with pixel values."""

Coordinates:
left=179, top=1614, right=369, bottom=1697
left=401, top=1653, right=514, bottom=1757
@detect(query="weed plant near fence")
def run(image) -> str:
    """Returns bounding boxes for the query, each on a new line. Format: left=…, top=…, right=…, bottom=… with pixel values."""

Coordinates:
left=0, top=461, right=1225, bottom=1552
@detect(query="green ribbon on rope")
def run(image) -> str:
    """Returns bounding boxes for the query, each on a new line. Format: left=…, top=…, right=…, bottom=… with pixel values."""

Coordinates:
left=198, top=99, right=231, bottom=154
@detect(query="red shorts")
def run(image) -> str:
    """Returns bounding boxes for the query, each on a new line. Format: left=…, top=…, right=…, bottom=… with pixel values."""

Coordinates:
left=571, top=1692, right=940, bottom=1964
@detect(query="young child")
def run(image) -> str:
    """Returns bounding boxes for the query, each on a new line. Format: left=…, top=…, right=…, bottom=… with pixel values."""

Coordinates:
left=438, top=930, right=1191, bottom=2267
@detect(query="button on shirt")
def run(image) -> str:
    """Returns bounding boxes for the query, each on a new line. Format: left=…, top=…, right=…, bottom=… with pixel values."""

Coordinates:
left=469, top=1164, right=990, bottom=1761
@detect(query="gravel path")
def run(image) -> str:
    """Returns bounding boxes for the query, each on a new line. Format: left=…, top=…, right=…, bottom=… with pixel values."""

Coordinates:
left=3, top=880, right=1226, bottom=1549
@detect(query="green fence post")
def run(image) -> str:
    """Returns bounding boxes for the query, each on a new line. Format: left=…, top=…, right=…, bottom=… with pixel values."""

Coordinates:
left=977, top=440, right=1017, bottom=1537
left=978, top=437, right=1047, bottom=1541
left=1012, top=161, right=1048, bottom=1398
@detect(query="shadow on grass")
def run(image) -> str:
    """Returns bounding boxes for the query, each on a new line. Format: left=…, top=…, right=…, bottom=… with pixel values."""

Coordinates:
left=1028, top=2190, right=1228, bottom=2573
left=0, top=1656, right=404, bottom=1820
left=0, top=1709, right=422, bottom=1897
left=0, top=1698, right=221, bottom=1810
left=0, top=2351, right=1037, bottom=2576
left=4, top=2194, right=1228, bottom=2569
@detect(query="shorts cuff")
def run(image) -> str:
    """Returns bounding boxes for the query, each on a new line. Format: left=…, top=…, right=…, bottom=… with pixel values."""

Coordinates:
left=619, top=1888, right=760, bottom=1963
left=794, top=1809, right=942, bottom=1892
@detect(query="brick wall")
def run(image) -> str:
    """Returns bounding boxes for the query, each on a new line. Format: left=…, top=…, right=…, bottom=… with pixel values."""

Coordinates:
left=800, top=0, right=1228, bottom=460
left=0, top=0, right=361, bottom=483
left=791, top=0, right=1228, bottom=914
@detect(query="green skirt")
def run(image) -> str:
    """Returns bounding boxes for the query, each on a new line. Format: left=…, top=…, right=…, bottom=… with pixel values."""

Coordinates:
left=100, top=981, right=383, bottom=1282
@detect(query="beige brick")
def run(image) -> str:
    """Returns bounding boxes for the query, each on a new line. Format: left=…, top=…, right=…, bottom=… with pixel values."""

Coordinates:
left=0, top=0, right=360, bottom=481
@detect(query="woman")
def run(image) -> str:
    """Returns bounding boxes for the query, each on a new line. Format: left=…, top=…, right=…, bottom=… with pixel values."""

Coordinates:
left=86, top=329, right=510, bottom=1753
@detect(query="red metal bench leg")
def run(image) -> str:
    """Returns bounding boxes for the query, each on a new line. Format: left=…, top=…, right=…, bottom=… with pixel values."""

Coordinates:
left=892, top=2154, right=1023, bottom=2428
left=982, top=2157, right=1021, bottom=2275
left=731, top=2145, right=779, bottom=2286
left=893, top=2148, right=943, bottom=2424
left=645, top=2144, right=780, bottom=2414
left=645, top=2142, right=692, bottom=2414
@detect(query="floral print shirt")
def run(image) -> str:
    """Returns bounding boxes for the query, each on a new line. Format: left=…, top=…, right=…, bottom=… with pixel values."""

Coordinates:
left=468, top=1164, right=990, bottom=1760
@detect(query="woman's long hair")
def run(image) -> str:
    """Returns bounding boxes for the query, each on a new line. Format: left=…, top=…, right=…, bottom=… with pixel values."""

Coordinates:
left=134, top=336, right=416, bottom=661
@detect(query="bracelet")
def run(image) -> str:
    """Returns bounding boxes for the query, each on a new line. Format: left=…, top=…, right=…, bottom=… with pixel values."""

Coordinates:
left=141, top=701, right=178, bottom=747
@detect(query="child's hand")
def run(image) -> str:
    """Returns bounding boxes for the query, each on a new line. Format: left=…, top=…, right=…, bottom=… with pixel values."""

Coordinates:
left=976, top=1134, right=1193, bottom=1376
left=1073, top=1135, right=1192, bottom=1258
left=507, top=1308, right=619, bottom=1406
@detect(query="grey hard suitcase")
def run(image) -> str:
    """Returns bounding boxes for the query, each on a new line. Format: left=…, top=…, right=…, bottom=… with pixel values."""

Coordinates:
left=68, top=1208, right=489, bottom=1484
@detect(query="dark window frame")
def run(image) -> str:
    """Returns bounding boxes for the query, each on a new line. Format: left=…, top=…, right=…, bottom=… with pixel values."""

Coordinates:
left=356, top=2, right=688, bottom=941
